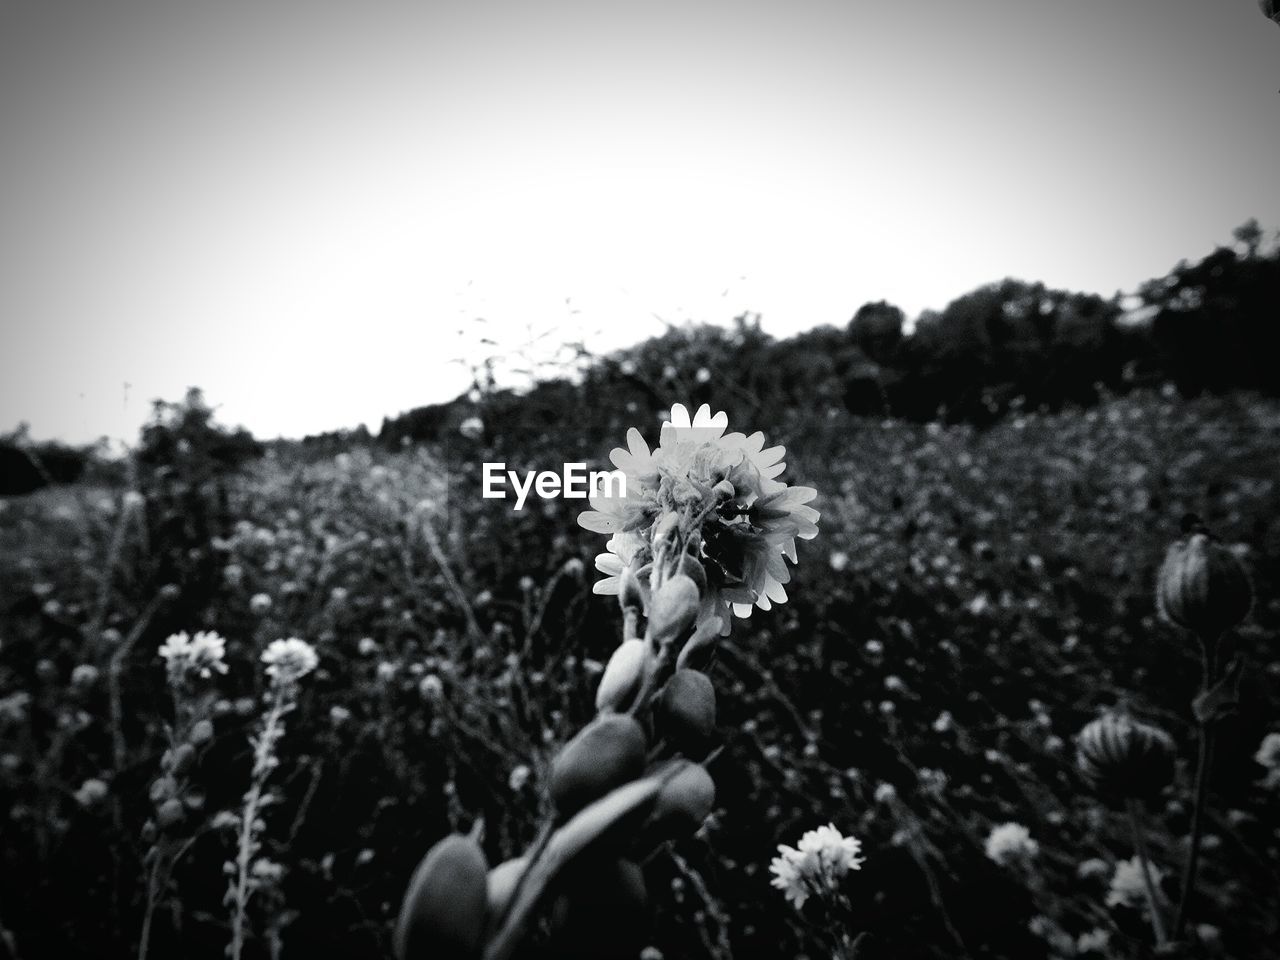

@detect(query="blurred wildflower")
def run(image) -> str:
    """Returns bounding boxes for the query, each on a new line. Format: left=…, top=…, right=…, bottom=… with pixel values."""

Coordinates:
left=458, top=416, right=484, bottom=440
left=508, top=765, right=531, bottom=791
left=70, top=664, right=99, bottom=688
left=1076, top=857, right=1110, bottom=881
left=1076, top=928, right=1110, bottom=953
left=1107, top=856, right=1165, bottom=910
left=158, top=631, right=229, bottom=684
left=1076, top=712, right=1175, bottom=804
left=75, top=778, right=109, bottom=807
left=261, top=638, right=318, bottom=686
left=984, top=822, right=1038, bottom=867
left=828, top=550, right=849, bottom=572
left=249, top=593, right=273, bottom=616
left=769, top=823, right=865, bottom=909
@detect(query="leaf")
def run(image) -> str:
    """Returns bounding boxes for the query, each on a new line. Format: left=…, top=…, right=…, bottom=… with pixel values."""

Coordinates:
left=482, top=776, right=664, bottom=960
left=1192, top=656, right=1244, bottom=725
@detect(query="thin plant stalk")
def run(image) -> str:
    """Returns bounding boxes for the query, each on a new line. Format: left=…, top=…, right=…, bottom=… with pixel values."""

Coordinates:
left=1174, top=637, right=1219, bottom=940
left=1125, top=798, right=1169, bottom=947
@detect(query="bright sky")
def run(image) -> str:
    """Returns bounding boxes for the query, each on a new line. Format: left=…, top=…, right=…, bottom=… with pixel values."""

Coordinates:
left=2, top=0, right=1277, bottom=444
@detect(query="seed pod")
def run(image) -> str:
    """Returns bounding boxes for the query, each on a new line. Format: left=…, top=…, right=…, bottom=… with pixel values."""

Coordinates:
left=393, top=834, right=489, bottom=960
left=549, top=858, right=649, bottom=959
left=485, top=856, right=529, bottom=920
left=656, top=669, right=716, bottom=751
left=1076, top=713, right=1176, bottom=805
left=551, top=715, right=647, bottom=819
left=646, top=575, right=700, bottom=646
left=1156, top=532, right=1252, bottom=640
left=595, top=640, right=648, bottom=714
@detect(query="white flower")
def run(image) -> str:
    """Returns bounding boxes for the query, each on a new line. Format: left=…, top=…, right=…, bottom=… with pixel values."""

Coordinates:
left=984, top=822, right=1039, bottom=866
left=1107, top=856, right=1163, bottom=910
left=1076, top=928, right=1110, bottom=953
left=158, top=631, right=229, bottom=682
left=261, top=638, right=318, bottom=684
left=769, top=823, right=864, bottom=909
left=579, top=402, right=819, bottom=626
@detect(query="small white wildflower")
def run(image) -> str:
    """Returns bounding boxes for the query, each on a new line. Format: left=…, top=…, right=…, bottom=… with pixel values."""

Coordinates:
left=1076, top=928, right=1110, bottom=953
left=984, top=822, right=1038, bottom=867
left=261, top=637, right=318, bottom=684
left=932, top=711, right=954, bottom=733
left=828, top=550, right=849, bottom=572
left=769, top=823, right=865, bottom=910
left=1107, top=856, right=1163, bottom=910
left=158, top=631, right=229, bottom=682
left=71, top=664, right=100, bottom=688
left=75, top=778, right=109, bottom=807
left=358, top=637, right=378, bottom=656
left=508, top=765, right=531, bottom=791
left=418, top=674, right=443, bottom=701
left=874, top=782, right=896, bottom=804
left=1255, top=731, right=1280, bottom=769
left=249, top=593, right=272, bottom=615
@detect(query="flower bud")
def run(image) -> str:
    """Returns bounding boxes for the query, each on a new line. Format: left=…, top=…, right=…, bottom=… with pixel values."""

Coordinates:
left=645, top=575, right=700, bottom=646
left=189, top=719, right=215, bottom=745
left=656, top=669, right=716, bottom=751
left=1156, top=532, right=1252, bottom=640
left=393, top=834, right=489, bottom=960
left=595, top=640, right=647, bottom=714
left=551, top=715, right=647, bottom=819
left=156, top=797, right=185, bottom=829
left=676, top=615, right=723, bottom=671
left=1076, top=713, right=1176, bottom=804
left=651, top=761, right=715, bottom=837
left=618, top=564, right=645, bottom=613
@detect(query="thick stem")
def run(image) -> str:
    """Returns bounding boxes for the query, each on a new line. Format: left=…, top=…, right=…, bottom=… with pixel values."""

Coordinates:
left=1126, top=798, right=1169, bottom=947
left=1174, top=636, right=1219, bottom=940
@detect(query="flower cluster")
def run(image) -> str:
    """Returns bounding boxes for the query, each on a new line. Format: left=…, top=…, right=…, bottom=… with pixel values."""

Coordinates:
left=769, top=823, right=865, bottom=910
left=580, top=403, right=819, bottom=630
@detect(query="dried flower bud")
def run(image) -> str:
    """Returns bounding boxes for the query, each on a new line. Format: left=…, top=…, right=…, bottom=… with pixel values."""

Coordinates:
left=656, top=669, right=716, bottom=751
left=646, top=575, right=700, bottom=646
left=596, top=640, right=648, bottom=714
left=551, top=715, right=647, bottom=819
left=1156, top=532, right=1252, bottom=640
left=1076, top=713, right=1176, bottom=804
left=394, top=834, right=489, bottom=960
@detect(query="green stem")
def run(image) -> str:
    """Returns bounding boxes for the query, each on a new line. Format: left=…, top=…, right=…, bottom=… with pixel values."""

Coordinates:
left=1126, top=798, right=1169, bottom=947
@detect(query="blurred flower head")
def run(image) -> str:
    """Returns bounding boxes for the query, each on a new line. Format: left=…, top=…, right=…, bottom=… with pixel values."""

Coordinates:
left=984, top=822, right=1038, bottom=867
left=261, top=638, right=318, bottom=685
left=1106, top=856, right=1164, bottom=910
left=158, top=631, right=229, bottom=684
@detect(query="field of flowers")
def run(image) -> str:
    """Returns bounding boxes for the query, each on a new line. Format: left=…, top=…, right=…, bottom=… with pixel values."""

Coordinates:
left=2, top=387, right=1279, bottom=960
